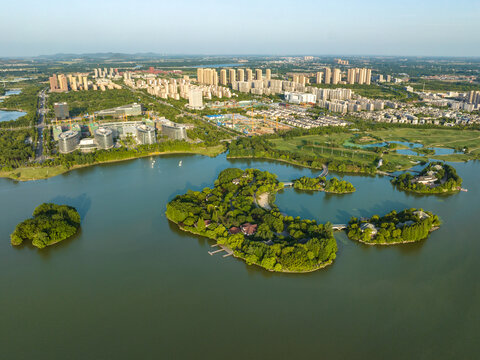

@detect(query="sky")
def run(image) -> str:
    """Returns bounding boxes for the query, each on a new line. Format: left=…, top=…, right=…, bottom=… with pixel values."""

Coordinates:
left=1, top=0, right=479, bottom=57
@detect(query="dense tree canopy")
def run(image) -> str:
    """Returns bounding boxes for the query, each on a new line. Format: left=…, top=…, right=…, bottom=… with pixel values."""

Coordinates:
left=166, top=168, right=337, bottom=272
left=391, top=162, right=462, bottom=194
left=293, top=176, right=355, bottom=193
left=11, top=203, right=81, bottom=249
left=0, top=129, right=35, bottom=170
left=347, top=208, right=441, bottom=245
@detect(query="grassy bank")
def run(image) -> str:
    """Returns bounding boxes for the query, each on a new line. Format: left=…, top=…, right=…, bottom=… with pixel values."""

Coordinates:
left=0, top=145, right=225, bottom=181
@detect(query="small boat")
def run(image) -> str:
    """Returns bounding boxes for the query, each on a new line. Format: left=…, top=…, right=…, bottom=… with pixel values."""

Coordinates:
left=178, top=161, right=182, bottom=167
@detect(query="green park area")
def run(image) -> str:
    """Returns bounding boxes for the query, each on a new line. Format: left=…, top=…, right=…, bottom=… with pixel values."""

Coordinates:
left=265, top=127, right=480, bottom=172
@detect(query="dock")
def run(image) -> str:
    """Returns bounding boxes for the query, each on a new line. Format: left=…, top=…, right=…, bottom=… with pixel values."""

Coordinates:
left=208, top=244, right=234, bottom=257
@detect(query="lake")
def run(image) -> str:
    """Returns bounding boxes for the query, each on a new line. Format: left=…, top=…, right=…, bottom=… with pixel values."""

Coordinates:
left=0, top=110, right=27, bottom=122
left=0, top=153, right=479, bottom=359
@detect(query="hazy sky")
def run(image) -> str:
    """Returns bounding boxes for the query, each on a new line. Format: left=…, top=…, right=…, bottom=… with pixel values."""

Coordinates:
left=1, top=0, right=479, bottom=57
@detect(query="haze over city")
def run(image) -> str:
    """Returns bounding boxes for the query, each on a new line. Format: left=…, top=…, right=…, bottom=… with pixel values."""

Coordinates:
left=1, top=0, right=480, bottom=57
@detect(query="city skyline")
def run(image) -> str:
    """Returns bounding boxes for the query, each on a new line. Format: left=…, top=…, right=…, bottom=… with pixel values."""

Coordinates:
left=1, top=0, right=480, bottom=57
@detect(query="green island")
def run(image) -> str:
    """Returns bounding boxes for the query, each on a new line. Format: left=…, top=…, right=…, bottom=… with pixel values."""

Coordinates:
left=10, top=203, right=81, bottom=249
left=347, top=208, right=441, bottom=245
left=391, top=162, right=463, bottom=194
left=293, top=176, right=356, bottom=193
left=166, top=168, right=338, bottom=273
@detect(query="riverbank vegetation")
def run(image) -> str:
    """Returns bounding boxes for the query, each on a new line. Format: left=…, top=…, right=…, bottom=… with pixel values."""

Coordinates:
left=293, top=176, right=356, bottom=193
left=347, top=208, right=441, bottom=245
left=0, top=141, right=225, bottom=181
left=391, top=162, right=463, bottom=193
left=229, top=136, right=378, bottom=175
left=10, top=203, right=81, bottom=249
left=166, top=168, right=338, bottom=273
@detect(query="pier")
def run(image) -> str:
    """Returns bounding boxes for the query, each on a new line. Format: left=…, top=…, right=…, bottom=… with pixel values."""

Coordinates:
left=208, top=244, right=234, bottom=257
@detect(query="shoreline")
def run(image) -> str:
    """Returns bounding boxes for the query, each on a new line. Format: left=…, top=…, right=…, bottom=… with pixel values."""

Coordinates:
left=393, top=186, right=461, bottom=195
left=228, top=155, right=381, bottom=175
left=0, top=145, right=226, bottom=182
left=348, top=227, right=440, bottom=246
left=166, top=214, right=334, bottom=274
left=294, top=187, right=356, bottom=194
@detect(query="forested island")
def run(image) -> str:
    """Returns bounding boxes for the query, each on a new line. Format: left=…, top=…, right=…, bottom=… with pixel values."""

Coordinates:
left=293, top=176, right=356, bottom=193
left=166, top=168, right=338, bottom=273
left=10, top=203, right=81, bottom=249
left=347, top=208, right=441, bottom=245
left=391, top=162, right=463, bottom=194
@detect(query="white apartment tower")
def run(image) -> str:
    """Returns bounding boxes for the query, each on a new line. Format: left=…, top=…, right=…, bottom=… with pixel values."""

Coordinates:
left=324, top=67, right=332, bottom=84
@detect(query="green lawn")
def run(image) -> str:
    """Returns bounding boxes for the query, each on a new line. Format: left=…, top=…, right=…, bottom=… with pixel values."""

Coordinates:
left=269, top=127, right=480, bottom=171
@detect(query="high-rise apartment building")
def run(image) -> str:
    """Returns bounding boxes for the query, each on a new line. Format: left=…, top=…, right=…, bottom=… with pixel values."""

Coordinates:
left=246, top=69, right=253, bottom=82
left=69, top=76, right=78, bottom=91
left=266, top=69, right=271, bottom=80
left=197, top=68, right=204, bottom=84
left=324, top=67, right=332, bottom=84
left=58, top=74, right=68, bottom=92
left=347, top=69, right=356, bottom=84
left=332, top=68, right=341, bottom=85
left=188, top=88, right=204, bottom=109
left=357, top=68, right=367, bottom=85
left=237, top=68, right=245, bottom=82
left=299, top=75, right=306, bottom=85
left=220, top=69, right=227, bottom=85
left=316, top=72, right=323, bottom=84
left=229, top=69, right=236, bottom=84
left=365, top=69, right=372, bottom=85
left=255, top=69, right=262, bottom=81
left=54, top=102, right=69, bottom=119
left=49, top=75, right=59, bottom=91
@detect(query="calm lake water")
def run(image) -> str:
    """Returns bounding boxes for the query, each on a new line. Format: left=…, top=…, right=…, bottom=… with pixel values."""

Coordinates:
left=0, top=110, right=26, bottom=122
left=0, top=153, right=479, bottom=359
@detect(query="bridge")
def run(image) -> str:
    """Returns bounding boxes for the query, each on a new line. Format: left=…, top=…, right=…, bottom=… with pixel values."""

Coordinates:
left=332, top=224, right=347, bottom=231
left=318, top=164, right=328, bottom=177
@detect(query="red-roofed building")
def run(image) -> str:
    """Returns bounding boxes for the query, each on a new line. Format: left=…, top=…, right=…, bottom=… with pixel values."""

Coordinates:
left=229, top=227, right=241, bottom=235
left=240, top=223, right=258, bottom=236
